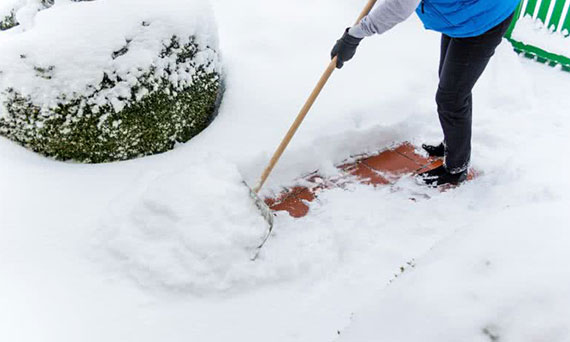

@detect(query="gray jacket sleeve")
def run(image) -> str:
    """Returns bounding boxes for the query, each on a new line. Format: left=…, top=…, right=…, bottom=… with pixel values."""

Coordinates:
left=348, top=0, right=422, bottom=38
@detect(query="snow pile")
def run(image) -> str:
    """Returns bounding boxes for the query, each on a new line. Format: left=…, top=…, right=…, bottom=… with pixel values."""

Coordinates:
left=0, top=0, right=221, bottom=162
left=98, top=155, right=269, bottom=293
left=511, top=14, right=570, bottom=57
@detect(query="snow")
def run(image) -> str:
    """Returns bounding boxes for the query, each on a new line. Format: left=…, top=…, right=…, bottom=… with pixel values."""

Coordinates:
left=97, top=155, right=269, bottom=293
left=0, top=0, right=24, bottom=19
left=2, top=0, right=570, bottom=341
left=12, top=0, right=45, bottom=31
left=0, top=0, right=219, bottom=116
left=338, top=203, right=570, bottom=342
left=511, top=14, right=570, bottom=57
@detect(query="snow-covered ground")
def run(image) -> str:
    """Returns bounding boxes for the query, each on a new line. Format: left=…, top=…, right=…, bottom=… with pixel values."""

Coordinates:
left=1, top=0, right=570, bottom=341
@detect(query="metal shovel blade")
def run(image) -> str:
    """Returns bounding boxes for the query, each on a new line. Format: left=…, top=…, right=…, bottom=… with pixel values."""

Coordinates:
left=244, top=182, right=274, bottom=257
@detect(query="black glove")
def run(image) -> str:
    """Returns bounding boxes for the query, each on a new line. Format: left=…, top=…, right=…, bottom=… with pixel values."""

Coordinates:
left=330, top=28, right=363, bottom=69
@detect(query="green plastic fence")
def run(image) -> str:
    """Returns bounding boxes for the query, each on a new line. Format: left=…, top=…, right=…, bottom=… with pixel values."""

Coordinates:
left=505, top=0, right=570, bottom=71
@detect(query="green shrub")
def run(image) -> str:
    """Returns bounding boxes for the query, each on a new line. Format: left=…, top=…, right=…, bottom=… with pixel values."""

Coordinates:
left=0, top=37, right=221, bottom=163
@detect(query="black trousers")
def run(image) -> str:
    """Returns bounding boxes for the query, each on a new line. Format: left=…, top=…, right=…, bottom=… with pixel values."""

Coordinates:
left=437, top=13, right=514, bottom=173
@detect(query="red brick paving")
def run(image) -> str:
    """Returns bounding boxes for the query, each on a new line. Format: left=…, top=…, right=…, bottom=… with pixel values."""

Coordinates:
left=363, top=150, right=419, bottom=175
left=269, top=195, right=309, bottom=218
left=343, top=162, right=390, bottom=186
left=264, top=142, right=475, bottom=218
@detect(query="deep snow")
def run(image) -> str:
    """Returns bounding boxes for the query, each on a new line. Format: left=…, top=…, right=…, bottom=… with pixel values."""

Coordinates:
left=1, top=0, right=570, bottom=341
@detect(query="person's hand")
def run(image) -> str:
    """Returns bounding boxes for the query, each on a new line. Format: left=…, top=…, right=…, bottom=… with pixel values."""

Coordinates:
left=330, top=28, right=363, bottom=69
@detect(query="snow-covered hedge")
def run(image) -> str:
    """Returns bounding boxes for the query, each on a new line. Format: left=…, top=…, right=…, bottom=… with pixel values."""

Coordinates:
left=0, top=0, right=221, bottom=163
left=0, top=0, right=55, bottom=31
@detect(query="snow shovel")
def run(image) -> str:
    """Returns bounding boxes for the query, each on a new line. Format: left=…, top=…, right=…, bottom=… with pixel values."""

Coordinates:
left=249, top=0, right=378, bottom=256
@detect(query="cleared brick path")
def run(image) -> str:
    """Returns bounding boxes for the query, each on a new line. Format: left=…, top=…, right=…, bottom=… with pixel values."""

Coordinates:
left=264, top=142, right=475, bottom=218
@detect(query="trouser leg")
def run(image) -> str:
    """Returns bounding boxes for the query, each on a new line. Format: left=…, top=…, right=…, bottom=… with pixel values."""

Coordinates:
left=436, top=34, right=452, bottom=155
left=439, top=34, right=451, bottom=77
left=436, top=13, right=514, bottom=173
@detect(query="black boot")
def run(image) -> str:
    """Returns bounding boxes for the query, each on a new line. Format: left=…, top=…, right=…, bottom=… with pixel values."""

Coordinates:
left=422, top=142, right=445, bottom=157
left=418, top=165, right=467, bottom=186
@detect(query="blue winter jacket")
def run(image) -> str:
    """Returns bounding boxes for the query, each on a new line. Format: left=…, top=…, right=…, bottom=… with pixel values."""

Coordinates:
left=416, top=0, right=521, bottom=38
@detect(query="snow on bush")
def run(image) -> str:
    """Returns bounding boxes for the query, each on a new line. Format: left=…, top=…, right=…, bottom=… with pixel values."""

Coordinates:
left=0, top=10, right=16, bottom=31
left=1, top=1, right=91, bottom=31
left=98, top=156, right=269, bottom=293
left=0, top=0, right=221, bottom=163
left=0, top=0, right=23, bottom=30
left=0, top=0, right=20, bottom=30
left=511, top=14, right=570, bottom=58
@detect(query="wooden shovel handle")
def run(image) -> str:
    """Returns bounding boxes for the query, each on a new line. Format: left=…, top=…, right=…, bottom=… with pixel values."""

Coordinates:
left=253, top=0, right=378, bottom=193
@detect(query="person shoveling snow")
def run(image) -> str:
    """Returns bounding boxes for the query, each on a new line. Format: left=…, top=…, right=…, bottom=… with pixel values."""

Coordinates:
left=247, top=0, right=522, bottom=244
left=331, top=0, right=521, bottom=186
